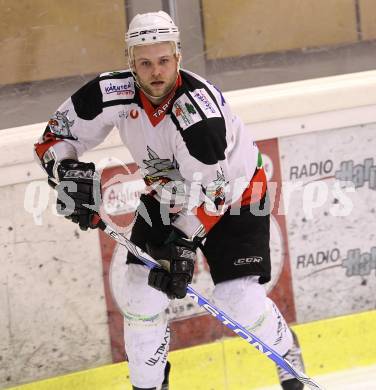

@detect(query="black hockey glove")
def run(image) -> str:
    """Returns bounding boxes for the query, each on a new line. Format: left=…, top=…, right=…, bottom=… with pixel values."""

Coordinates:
left=146, top=229, right=199, bottom=299
left=55, top=159, right=101, bottom=231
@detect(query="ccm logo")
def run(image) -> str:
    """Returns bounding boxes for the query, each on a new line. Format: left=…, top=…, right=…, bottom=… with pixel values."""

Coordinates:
left=234, top=257, right=263, bottom=265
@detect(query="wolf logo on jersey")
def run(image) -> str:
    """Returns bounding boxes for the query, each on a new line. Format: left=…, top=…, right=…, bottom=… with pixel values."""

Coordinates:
left=203, top=170, right=227, bottom=209
left=48, top=110, right=77, bottom=140
left=142, top=147, right=185, bottom=198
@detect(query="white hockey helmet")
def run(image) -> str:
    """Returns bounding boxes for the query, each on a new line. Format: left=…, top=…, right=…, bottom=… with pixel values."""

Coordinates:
left=125, top=11, right=181, bottom=54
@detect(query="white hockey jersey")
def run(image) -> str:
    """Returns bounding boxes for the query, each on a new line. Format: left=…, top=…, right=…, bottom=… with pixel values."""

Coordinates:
left=35, top=69, right=265, bottom=234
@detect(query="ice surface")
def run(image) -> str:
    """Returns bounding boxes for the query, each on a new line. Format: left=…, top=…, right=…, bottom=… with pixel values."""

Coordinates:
left=257, top=364, right=376, bottom=390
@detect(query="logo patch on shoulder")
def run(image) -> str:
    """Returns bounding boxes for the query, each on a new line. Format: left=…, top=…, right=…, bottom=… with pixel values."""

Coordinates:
left=101, top=77, right=135, bottom=101
left=172, top=94, right=202, bottom=130
left=48, top=110, right=77, bottom=139
left=189, top=88, right=221, bottom=119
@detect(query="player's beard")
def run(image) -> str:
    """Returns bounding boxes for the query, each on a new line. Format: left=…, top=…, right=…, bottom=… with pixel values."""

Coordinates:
left=138, top=72, right=178, bottom=103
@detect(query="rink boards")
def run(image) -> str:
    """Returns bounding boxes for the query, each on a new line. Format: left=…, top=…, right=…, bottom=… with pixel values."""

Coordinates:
left=8, top=310, right=376, bottom=389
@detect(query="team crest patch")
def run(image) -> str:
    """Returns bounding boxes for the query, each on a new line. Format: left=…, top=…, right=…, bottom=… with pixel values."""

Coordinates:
left=48, top=110, right=77, bottom=139
left=172, top=94, right=202, bottom=130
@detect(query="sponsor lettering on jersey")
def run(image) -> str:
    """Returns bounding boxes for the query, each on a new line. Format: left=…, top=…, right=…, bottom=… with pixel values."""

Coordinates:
left=105, top=80, right=133, bottom=95
left=101, top=77, right=135, bottom=101
left=172, top=94, right=202, bottom=130
left=189, top=88, right=221, bottom=119
left=153, top=96, right=173, bottom=118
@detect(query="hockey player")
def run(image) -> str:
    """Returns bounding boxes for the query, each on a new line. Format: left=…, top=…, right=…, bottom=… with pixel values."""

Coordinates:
left=34, top=11, right=305, bottom=390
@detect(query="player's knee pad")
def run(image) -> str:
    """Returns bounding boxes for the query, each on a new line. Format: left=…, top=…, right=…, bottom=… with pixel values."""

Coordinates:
left=212, top=275, right=267, bottom=326
left=122, top=264, right=170, bottom=323
left=212, top=276, right=292, bottom=355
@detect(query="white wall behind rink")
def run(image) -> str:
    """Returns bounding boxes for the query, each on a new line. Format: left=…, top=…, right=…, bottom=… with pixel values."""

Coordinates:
left=1, top=69, right=376, bottom=187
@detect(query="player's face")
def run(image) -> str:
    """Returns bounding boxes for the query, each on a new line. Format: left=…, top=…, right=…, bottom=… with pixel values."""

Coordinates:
left=133, top=42, right=179, bottom=100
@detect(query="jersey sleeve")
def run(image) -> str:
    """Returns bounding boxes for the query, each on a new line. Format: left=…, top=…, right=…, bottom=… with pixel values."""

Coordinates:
left=34, top=76, right=114, bottom=177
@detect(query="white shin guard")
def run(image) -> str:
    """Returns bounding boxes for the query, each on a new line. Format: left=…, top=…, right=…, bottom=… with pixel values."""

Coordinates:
left=122, top=264, right=170, bottom=389
left=212, top=276, right=293, bottom=356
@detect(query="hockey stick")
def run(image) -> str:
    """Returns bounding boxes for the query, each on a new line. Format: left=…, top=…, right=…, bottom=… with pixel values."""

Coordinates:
left=48, top=179, right=324, bottom=389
